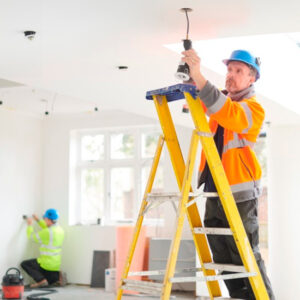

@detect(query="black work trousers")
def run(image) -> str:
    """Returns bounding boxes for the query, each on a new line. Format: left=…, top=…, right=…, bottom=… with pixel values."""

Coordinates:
left=21, top=259, right=59, bottom=285
left=204, top=198, right=275, bottom=300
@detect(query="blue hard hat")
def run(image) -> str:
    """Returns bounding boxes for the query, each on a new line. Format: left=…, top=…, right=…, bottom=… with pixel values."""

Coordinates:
left=43, top=208, right=59, bottom=221
left=223, top=49, right=261, bottom=80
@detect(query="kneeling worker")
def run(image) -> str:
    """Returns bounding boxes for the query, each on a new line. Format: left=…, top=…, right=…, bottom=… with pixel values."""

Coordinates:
left=21, top=209, right=65, bottom=288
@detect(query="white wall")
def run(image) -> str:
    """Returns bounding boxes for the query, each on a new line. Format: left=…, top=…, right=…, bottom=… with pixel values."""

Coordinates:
left=0, top=109, right=43, bottom=272
left=268, top=124, right=300, bottom=299
left=42, top=110, right=195, bottom=284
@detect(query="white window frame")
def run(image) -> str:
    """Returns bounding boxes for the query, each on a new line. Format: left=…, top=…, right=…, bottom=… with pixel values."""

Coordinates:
left=69, top=125, right=164, bottom=226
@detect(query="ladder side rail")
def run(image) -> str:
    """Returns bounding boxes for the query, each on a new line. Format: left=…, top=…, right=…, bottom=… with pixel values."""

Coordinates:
left=183, top=134, right=222, bottom=299
left=153, top=95, right=186, bottom=188
left=153, top=95, right=221, bottom=299
left=185, top=91, right=269, bottom=300
left=161, top=130, right=200, bottom=300
left=115, top=135, right=164, bottom=300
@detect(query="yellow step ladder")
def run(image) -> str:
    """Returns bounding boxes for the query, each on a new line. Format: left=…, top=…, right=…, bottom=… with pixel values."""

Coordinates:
left=115, top=84, right=269, bottom=300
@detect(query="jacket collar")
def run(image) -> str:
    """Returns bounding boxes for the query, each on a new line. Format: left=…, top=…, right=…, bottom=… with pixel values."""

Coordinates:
left=225, top=84, right=256, bottom=101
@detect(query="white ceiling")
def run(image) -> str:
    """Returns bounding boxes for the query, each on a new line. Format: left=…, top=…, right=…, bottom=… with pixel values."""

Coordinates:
left=0, top=0, right=300, bottom=124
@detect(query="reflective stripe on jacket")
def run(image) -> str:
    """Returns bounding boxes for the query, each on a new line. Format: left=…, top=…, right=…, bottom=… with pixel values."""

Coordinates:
left=27, top=219, right=65, bottom=271
left=197, top=81, right=264, bottom=202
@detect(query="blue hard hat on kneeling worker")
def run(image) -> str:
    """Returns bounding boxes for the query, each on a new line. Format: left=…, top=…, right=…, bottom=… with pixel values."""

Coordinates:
left=223, top=49, right=261, bottom=81
left=43, top=208, right=59, bottom=221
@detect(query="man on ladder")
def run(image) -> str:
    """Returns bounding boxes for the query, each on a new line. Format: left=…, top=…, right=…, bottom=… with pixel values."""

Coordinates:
left=182, top=49, right=275, bottom=300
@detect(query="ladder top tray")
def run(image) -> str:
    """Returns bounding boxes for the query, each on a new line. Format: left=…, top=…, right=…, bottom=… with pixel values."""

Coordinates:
left=146, top=83, right=197, bottom=102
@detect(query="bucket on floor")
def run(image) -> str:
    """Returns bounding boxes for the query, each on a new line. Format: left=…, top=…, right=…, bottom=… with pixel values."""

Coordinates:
left=105, top=268, right=116, bottom=292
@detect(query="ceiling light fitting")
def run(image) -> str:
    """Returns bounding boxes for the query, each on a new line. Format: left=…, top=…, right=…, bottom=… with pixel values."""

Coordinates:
left=117, top=66, right=128, bottom=70
left=175, top=8, right=193, bottom=82
left=174, top=8, right=193, bottom=114
left=24, top=31, right=36, bottom=41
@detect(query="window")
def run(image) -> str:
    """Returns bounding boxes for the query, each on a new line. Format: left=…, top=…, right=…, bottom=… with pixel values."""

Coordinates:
left=110, top=167, right=135, bottom=220
left=69, top=127, right=163, bottom=225
left=81, top=168, right=104, bottom=223
left=111, top=133, right=134, bottom=159
left=81, top=134, right=104, bottom=161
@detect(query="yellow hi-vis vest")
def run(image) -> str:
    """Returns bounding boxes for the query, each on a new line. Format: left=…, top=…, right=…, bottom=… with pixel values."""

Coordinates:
left=27, top=219, right=65, bottom=271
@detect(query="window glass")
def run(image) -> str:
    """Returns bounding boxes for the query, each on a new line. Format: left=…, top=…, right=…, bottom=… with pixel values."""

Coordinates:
left=81, top=168, right=104, bottom=223
left=141, top=166, right=164, bottom=193
left=141, top=132, right=160, bottom=158
left=81, top=134, right=104, bottom=161
left=111, top=133, right=134, bottom=159
left=141, top=166, right=164, bottom=220
left=110, top=167, right=134, bottom=219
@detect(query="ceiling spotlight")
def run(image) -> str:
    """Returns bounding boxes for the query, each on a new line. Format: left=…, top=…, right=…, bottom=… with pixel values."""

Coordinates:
left=0, top=101, right=3, bottom=105
left=94, top=107, right=99, bottom=112
left=117, top=66, right=128, bottom=70
left=24, top=30, right=36, bottom=41
left=45, top=111, right=49, bottom=115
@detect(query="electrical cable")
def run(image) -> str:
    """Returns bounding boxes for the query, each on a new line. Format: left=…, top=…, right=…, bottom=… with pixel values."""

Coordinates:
left=185, top=9, right=190, bottom=39
left=25, top=287, right=58, bottom=300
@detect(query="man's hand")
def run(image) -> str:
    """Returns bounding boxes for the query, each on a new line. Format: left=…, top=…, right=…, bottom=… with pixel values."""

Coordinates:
left=181, top=49, right=207, bottom=90
left=32, top=214, right=39, bottom=222
left=26, top=217, right=33, bottom=226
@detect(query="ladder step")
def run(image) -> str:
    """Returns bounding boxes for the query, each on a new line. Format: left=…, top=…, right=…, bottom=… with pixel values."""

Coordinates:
left=147, top=191, right=218, bottom=200
left=122, top=279, right=162, bottom=295
left=194, top=227, right=233, bottom=235
left=122, top=284, right=161, bottom=295
left=203, top=263, right=246, bottom=273
left=128, top=263, right=246, bottom=276
left=169, top=272, right=256, bottom=283
left=147, top=192, right=181, bottom=201
left=129, top=266, right=198, bottom=277
left=198, top=297, right=244, bottom=300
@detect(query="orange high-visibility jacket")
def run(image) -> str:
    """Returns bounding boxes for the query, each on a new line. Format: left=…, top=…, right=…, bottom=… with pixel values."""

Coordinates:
left=197, top=81, right=265, bottom=202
